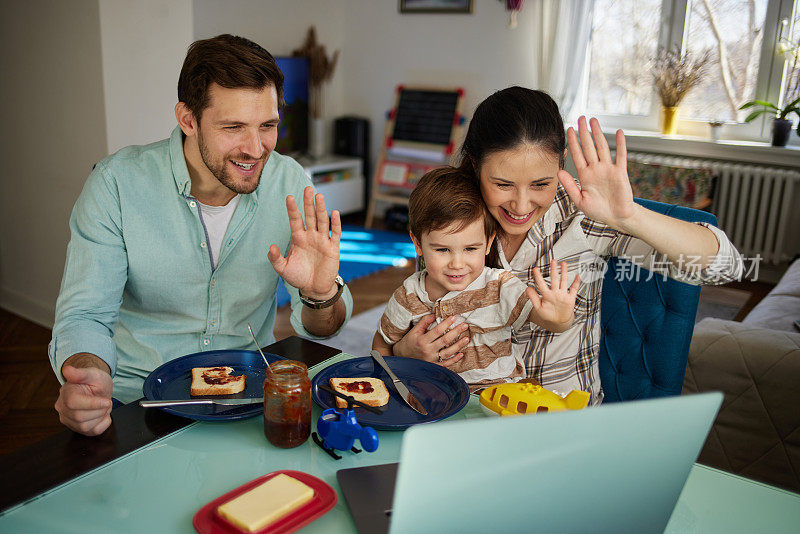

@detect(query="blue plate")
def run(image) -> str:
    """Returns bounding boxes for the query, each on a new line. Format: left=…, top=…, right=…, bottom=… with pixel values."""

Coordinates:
left=311, top=356, right=469, bottom=430
left=142, top=349, right=284, bottom=421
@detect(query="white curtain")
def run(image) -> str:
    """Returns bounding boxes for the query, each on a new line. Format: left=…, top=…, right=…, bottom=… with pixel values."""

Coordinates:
left=533, top=0, right=596, bottom=117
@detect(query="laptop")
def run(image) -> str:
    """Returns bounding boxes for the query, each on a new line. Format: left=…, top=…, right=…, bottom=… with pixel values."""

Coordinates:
left=337, top=391, right=722, bottom=534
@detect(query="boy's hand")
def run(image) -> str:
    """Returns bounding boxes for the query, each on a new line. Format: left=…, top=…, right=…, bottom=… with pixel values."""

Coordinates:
left=526, top=260, right=580, bottom=332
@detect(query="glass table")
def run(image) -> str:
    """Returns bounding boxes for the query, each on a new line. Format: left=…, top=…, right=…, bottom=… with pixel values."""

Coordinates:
left=1, top=340, right=798, bottom=533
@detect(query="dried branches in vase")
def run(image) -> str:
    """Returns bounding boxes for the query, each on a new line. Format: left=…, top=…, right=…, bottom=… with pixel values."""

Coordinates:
left=651, top=47, right=710, bottom=135
left=293, top=26, right=339, bottom=119
left=651, top=47, right=711, bottom=108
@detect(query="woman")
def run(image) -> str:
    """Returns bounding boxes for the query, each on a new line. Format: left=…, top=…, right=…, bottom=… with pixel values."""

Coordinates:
left=391, top=87, right=742, bottom=403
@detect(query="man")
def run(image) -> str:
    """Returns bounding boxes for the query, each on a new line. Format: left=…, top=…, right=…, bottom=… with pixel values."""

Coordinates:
left=48, top=34, right=352, bottom=436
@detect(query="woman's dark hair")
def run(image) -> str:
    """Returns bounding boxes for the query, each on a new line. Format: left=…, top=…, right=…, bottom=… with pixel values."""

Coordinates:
left=178, top=34, right=284, bottom=122
left=458, top=86, right=566, bottom=174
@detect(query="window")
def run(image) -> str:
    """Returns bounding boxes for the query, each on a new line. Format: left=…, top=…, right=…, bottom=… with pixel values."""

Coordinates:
left=586, top=0, right=662, bottom=116
left=578, top=0, right=799, bottom=142
left=780, top=8, right=800, bottom=107
left=681, top=0, right=768, bottom=122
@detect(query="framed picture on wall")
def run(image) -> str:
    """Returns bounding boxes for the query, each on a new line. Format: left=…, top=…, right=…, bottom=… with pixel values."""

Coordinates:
left=399, top=0, right=473, bottom=14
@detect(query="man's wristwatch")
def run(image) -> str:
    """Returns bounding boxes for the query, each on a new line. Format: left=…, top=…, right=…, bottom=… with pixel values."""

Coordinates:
left=299, top=275, right=344, bottom=309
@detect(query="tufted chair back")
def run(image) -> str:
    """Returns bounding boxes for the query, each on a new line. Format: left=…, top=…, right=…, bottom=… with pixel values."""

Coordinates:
left=599, top=198, right=717, bottom=402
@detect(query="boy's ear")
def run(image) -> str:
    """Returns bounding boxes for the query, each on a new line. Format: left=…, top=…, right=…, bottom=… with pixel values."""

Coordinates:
left=485, top=233, right=496, bottom=255
left=409, top=232, right=424, bottom=258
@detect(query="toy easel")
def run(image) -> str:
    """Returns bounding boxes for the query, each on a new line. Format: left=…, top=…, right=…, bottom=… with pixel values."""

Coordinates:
left=364, top=85, right=466, bottom=228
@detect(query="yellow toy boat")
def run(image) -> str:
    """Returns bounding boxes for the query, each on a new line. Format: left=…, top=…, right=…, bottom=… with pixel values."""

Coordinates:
left=479, top=382, right=590, bottom=416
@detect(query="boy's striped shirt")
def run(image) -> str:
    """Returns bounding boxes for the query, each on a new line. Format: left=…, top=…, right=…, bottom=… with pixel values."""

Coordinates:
left=378, top=267, right=533, bottom=389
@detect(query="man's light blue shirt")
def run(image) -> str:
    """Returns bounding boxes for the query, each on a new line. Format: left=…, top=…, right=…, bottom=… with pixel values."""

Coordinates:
left=48, top=127, right=352, bottom=403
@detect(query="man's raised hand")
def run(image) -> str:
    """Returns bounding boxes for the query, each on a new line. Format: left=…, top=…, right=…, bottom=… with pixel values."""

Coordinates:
left=268, top=186, right=341, bottom=300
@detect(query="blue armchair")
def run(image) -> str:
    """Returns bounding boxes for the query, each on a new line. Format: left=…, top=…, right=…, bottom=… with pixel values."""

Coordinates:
left=599, top=198, right=717, bottom=402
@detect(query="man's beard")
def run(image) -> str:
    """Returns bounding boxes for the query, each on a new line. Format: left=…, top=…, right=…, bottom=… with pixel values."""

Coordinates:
left=197, top=130, right=265, bottom=195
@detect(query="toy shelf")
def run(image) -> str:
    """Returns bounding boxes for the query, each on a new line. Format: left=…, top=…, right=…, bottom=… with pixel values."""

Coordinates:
left=299, top=155, right=365, bottom=216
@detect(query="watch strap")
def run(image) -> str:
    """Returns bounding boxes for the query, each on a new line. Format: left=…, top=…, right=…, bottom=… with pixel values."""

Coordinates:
left=300, top=276, right=344, bottom=309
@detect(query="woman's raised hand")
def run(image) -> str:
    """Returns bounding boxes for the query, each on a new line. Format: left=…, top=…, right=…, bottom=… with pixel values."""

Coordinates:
left=557, top=116, right=637, bottom=229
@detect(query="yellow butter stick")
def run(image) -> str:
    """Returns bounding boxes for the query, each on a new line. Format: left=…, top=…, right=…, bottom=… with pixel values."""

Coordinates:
left=217, top=473, right=314, bottom=532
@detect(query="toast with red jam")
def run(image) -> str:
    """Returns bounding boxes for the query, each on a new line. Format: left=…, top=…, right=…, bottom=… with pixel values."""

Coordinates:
left=191, top=366, right=246, bottom=396
left=329, top=377, right=390, bottom=408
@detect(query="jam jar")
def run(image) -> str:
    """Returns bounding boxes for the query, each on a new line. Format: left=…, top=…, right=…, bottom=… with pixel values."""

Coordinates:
left=262, top=360, right=311, bottom=448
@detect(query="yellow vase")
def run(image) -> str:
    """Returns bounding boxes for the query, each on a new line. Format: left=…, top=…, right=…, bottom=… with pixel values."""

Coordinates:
left=661, top=106, right=679, bottom=135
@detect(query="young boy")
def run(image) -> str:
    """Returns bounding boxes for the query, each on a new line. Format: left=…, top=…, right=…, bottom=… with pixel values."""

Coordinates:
left=372, top=167, right=580, bottom=389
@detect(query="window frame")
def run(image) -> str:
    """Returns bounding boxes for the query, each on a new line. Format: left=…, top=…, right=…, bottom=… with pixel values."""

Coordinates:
left=573, top=0, right=798, bottom=145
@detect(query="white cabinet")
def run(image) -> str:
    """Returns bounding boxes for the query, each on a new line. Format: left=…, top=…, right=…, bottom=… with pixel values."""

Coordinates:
left=298, top=155, right=364, bottom=215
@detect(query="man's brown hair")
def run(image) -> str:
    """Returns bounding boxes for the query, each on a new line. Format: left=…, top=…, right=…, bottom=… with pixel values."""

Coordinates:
left=177, top=34, right=284, bottom=122
left=409, top=166, right=496, bottom=243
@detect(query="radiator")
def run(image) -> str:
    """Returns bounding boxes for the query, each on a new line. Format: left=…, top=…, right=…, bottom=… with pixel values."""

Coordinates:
left=627, top=151, right=800, bottom=264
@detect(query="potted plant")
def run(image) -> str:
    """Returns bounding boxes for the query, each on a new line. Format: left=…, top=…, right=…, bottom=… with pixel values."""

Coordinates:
left=651, top=47, right=710, bottom=135
left=739, top=97, right=800, bottom=147
left=740, top=35, right=800, bottom=147
left=742, top=26, right=800, bottom=147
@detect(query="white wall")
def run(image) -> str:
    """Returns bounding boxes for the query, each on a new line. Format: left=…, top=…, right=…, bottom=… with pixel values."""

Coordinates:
left=0, top=0, right=194, bottom=327
left=0, top=0, right=108, bottom=327
left=99, top=0, right=194, bottom=153
left=341, top=0, right=539, bottom=168
left=193, top=0, right=540, bottom=202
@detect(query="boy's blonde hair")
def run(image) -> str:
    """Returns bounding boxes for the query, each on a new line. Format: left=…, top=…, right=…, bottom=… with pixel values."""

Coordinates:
left=408, top=166, right=496, bottom=243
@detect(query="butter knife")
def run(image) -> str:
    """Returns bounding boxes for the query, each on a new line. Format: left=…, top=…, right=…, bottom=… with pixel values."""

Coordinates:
left=370, top=350, right=428, bottom=415
left=140, top=398, right=263, bottom=408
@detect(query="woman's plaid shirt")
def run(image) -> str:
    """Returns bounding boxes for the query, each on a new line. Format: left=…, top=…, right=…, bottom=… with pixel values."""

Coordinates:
left=498, top=187, right=743, bottom=404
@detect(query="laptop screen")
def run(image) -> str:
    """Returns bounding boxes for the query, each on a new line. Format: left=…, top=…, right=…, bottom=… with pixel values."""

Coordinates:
left=340, top=392, right=721, bottom=534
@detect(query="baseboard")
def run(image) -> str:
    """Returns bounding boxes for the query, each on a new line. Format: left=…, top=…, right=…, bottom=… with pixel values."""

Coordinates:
left=0, top=287, right=55, bottom=329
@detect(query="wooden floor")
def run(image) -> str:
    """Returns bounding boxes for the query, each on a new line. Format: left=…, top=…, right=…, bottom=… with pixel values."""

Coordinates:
left=729, top=279, right=775, bottom=322
left=0, top=309, right=62, bottom=454
left=0, top=257, right=772, bottom=457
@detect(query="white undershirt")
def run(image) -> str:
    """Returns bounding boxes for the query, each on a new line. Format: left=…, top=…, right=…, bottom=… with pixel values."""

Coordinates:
left=198, top=195, right=241, bottom=267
